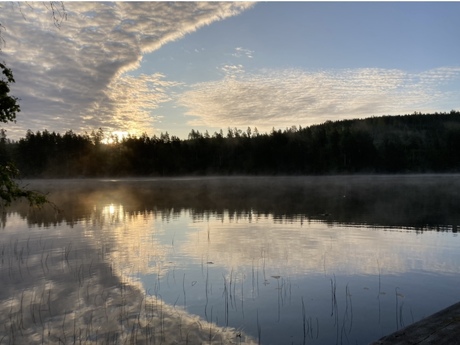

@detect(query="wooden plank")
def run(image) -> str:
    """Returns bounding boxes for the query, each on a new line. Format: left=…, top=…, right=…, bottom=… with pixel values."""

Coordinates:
left=371, top=301, right=460, bottom=344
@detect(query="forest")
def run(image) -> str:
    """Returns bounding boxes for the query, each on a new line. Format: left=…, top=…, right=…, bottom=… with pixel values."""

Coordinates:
left=3, top=111, right=460, bottom=177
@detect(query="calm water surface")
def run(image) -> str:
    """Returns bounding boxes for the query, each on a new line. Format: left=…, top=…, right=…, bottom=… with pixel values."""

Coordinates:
left=1, top=175, right=460, bottom=344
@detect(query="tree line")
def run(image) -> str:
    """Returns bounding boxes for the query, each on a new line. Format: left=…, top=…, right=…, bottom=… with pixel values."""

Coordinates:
left=3, top=110, right=460, bottom=177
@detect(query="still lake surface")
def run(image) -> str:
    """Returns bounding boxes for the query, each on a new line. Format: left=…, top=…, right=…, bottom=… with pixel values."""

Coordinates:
left=1, top=175, right=460, bottom=344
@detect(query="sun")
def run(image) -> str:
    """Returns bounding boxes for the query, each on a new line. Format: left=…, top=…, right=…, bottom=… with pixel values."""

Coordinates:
left=102, top=131, right=129, bottom=144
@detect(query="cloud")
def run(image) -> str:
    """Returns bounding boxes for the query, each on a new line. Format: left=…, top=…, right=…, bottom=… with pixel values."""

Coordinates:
left=220, top=64, right=245, bottom=77
left=0, top=2, right=254, bottom=138
left=232, top=47, right=254, bottom=59
left=179, top=67, right=460, bottom=132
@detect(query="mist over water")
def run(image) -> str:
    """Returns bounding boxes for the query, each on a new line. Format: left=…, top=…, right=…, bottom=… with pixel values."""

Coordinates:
left=2, top=175, right=460, bottom=344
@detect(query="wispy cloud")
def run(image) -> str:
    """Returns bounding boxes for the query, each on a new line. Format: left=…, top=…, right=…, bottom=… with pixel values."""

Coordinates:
left=232, top=47, right=254, bottom=59
left=0, top=2, right=254, bottom=138
left=178, top=67, right=460, bottom=131
left=219, top=64, right=245, bottom=77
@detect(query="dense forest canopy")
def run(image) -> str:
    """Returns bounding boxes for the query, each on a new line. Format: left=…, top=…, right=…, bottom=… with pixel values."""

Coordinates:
left=4, top=111, right=460, bottom=177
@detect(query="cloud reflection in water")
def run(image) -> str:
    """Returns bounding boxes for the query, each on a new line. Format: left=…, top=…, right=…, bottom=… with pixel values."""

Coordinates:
left=0, top=213, right=256, bottom=344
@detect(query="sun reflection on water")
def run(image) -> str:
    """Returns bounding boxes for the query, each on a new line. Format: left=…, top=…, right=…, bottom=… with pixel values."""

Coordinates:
left=84, top=203, right=173, bottom=278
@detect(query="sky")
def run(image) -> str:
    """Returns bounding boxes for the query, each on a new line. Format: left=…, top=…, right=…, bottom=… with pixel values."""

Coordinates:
left=1, top=1, right=460, bottom=140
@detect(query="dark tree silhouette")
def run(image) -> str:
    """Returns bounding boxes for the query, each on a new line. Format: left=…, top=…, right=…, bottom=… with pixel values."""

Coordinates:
left=0, top=63, right=46, bottom=205
left=6, top=110, right=460, bottom=178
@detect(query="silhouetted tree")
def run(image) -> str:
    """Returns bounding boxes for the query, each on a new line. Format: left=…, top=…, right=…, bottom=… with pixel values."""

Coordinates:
left=0, top=64, right=46, bottom=205
left=6, top=111, right=460, bottom=178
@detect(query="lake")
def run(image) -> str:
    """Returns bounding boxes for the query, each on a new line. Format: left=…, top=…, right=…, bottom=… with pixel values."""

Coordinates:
left=1, top=175, right=460, bottom=344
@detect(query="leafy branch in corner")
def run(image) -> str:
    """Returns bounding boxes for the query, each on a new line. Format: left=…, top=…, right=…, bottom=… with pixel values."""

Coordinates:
left=0, top=62, right=49, bottom=207
left=0, top=164, right=47, bottom=206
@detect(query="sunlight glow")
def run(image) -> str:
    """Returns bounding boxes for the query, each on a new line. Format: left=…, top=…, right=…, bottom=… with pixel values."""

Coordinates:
left=102, top=131, right=129, bottom=144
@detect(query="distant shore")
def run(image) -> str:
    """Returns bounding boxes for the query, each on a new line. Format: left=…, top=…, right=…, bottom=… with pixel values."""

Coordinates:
left=6, top=112, right=460, bottom=178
